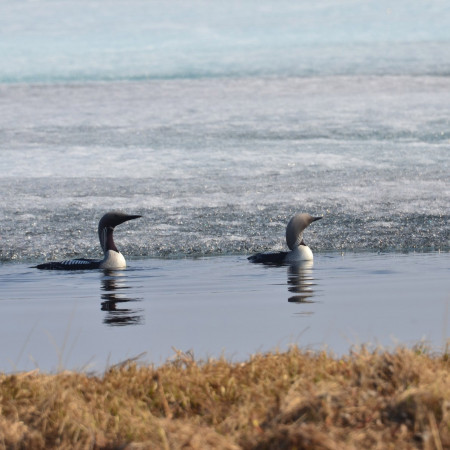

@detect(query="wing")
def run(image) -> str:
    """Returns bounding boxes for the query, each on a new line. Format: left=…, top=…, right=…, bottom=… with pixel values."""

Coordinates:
left=247, top=251, right=288, bottom=265
left=34, top=258, right=101, bottom=270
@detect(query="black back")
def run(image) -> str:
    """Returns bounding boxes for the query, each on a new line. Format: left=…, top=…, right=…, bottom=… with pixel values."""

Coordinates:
left=34, top=258, right=101, bottom=270
left=247, top=251, right=288, bottom=265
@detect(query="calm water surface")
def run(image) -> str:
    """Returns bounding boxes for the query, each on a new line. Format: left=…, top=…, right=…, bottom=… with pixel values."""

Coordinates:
left=0, top=252, right=448, bottom=373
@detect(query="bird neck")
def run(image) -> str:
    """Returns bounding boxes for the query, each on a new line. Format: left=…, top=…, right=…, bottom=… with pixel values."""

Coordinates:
left=100, top=226, right=119, bottom=253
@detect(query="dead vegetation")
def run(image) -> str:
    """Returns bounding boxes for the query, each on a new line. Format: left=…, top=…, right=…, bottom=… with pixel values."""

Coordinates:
left=0, top=345, right=449, bottom=449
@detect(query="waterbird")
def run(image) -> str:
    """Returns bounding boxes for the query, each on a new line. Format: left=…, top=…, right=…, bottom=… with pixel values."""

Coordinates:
left=34, top=211, right=142, bottom=270
left=248, top=213, right=322, bottom=264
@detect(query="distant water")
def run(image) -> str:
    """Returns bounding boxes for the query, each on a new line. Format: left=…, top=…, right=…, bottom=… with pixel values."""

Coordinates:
left=1, top=1, right=449, bottom=262
left=2, top=0, right=450, bottom=83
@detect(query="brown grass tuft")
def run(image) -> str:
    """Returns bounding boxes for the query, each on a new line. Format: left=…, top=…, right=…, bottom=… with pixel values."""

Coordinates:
left=0, top=346, right=449, bottom=449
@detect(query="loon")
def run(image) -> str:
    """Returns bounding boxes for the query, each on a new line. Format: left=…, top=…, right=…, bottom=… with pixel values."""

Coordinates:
left=248, top=213, right=322, bottom=264
left=35, top=211, right=141, bottom=270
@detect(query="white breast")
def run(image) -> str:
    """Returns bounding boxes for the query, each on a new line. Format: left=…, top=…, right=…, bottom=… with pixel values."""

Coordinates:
left=99, top=250, right=127, bottom=269
left=284, top=245, right=314, bottom=262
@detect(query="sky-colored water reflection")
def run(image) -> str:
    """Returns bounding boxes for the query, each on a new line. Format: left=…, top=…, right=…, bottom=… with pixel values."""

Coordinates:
left=0, top=252, right=448, bottom=373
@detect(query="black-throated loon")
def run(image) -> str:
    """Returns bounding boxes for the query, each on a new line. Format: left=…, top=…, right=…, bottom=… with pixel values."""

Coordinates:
left=248, top=213, right=322, bottom=264
left=35, top=211, right=141, bottom=270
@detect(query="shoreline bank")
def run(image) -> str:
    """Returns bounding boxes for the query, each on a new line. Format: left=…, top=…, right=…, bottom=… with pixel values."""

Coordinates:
left=1, top=345, right=448, bottom=448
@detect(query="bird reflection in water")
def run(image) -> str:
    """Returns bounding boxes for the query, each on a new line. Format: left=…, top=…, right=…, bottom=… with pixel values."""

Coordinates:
left=100, top=270, right=143, bottom=326
left=286, top=260, right=316, bottom=305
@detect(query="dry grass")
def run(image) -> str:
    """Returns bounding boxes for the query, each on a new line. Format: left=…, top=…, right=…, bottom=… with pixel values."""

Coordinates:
left=0, top=345, right=449, bottom=449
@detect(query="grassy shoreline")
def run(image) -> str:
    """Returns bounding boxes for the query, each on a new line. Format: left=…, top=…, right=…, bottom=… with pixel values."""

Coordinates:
left=0, top=346, right=449, bottom=449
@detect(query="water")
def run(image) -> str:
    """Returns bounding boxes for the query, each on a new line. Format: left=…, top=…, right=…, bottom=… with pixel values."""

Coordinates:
left=1, top=77, right=448, bottom=260
left=1, top=253, right=449, bottom=373
left=0, top=1, right=449, bottom=371
left=2, top=1, right=450, bottom=82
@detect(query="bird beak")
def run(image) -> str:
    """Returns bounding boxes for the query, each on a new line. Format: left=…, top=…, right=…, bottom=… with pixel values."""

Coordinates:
left=116, top=214, right=142, bottom=227
left=312, top=216, right=322, bottom=222
left=125, top=215, right=142, bottom=221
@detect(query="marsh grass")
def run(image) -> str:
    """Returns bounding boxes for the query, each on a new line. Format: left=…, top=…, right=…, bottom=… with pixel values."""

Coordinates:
left=0, top=345, right=449, bottom=449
